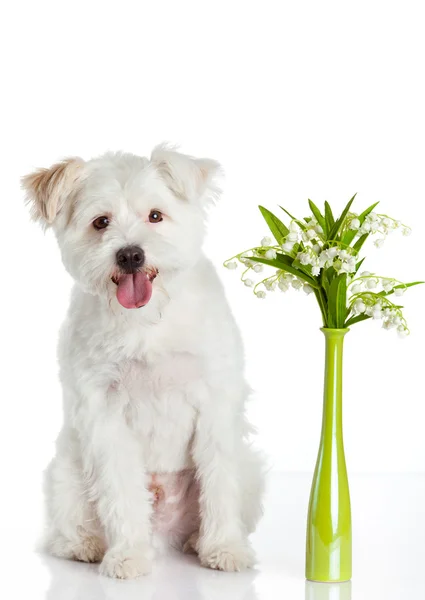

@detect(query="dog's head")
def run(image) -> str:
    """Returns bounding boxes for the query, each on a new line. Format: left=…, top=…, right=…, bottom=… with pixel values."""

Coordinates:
left=22, top=146, right=221, bottom=309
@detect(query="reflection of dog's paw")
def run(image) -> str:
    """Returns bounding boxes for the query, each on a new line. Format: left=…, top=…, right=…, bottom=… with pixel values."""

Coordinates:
left=183, top=531, right=199, bottom=554
left=100, top=547, right=153, bottom=579
left=200, top=540, right=256, bottom=572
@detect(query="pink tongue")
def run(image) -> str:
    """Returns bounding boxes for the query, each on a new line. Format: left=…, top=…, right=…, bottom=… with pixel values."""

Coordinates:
left=116, top=272, right=153, bottom=309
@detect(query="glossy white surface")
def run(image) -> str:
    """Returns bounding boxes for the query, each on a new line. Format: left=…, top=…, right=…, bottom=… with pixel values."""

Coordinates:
left=1, top=472, right=423, bottom=600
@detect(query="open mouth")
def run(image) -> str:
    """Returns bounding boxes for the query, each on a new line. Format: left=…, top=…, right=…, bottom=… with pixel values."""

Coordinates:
left=112, top=268, right=158, bottom=309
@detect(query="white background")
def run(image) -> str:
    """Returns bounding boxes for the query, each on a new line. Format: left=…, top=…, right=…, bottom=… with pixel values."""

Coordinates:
left=1, top=0, right=424, bottom=542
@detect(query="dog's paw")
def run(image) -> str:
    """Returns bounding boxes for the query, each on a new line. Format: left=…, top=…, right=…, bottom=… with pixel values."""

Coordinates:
left=183, top=531, right=199, bottom=555
left=45, top=530, right=106, bottom=563
left=100, top=546, right=153, bottom=579
left=73, top=535, right=106, bottom=563
left=199, top=539, right=256, bottom=572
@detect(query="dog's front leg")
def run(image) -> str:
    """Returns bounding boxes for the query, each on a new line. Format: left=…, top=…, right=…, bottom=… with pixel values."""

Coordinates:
left=192, top=393, right=255, bottom=572
left=78, top=384, right=153, bottom=579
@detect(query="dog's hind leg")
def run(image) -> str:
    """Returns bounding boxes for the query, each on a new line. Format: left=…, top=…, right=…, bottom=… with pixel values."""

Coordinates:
left=43, top=427, right=106, bottom=563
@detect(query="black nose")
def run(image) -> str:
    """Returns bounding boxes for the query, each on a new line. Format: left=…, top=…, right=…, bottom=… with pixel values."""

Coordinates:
left=116, top=245, right=145, bottom=273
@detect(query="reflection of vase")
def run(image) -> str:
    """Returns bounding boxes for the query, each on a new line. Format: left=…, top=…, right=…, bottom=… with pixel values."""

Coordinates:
left=306, top=328, right=352, bottom=582
left=305, top=580, right=352, bottom=600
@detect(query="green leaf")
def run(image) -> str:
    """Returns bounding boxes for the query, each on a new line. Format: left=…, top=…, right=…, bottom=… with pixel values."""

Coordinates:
left=249, top=254, right=319, bottom=287
left=324, top=201, right=335, bottom=233
left=279, top=206, right=307, bottom=231
left=345, top=314, right=372, bottom=328
left=319, top=267, right=335, bottom=300
left=328, top=194, right=357, bottom=241
left=353, top=233, right=369, bottom=254
left=319, top=268, right=329, bottom=297
left=355, top=257, right=366, bottom=273
left=308, top=199, right=327, bottom=234
left=377, top=281, right=424, bottom=297
left=321, top=274, right=329, bottom=295
left=258, top=206, right=289, bottom=244
left=341, top=201, right=380, bottom=246
left=327, top=312, right=336, bottom=328
left=325, top=266, right=337, bottom=286
left=336, top=275, right=348, bottom=328
left=328, top=273, right=348, bottom=329
left=314, top=288, right=328, bottom=327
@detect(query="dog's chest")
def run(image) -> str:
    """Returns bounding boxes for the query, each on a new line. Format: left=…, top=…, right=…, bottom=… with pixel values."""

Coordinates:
left=121, top=354, right=207, bottom=472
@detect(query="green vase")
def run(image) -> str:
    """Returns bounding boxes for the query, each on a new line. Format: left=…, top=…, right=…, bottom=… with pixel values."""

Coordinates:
left=306, top=328, right=352, bottom=583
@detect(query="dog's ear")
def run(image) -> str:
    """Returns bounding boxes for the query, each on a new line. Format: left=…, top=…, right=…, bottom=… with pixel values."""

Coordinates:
left=22, top=157, right=84, bottom=226
left=151, top=144, right=222, bottom=207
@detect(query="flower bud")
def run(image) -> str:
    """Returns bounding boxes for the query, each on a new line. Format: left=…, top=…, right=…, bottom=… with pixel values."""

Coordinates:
left=278, top=281, right=290, bottom=292
left=300, top=253, right=311, bottom=265
left=264, top=280, right=277, bottom=291
left=351, top=284, right=362, bottom=294
left=394, top=287, right=405, bottom=297
left=265, top=249, right=277, bottom=260
left=354, top=300, right=366, bottom=313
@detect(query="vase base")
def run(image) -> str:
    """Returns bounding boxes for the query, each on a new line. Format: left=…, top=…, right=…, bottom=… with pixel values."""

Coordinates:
left=306, top=578, right=351, bottom=584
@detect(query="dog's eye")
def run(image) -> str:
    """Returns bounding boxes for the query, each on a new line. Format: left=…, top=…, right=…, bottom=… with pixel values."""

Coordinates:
left=149, top=210, right=163, bottom=223
left=93, top=216, right=110, bottom=230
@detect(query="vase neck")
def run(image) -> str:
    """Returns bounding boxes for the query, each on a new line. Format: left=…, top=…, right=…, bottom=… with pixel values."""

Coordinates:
left=320, top=328, right=348, bottom=438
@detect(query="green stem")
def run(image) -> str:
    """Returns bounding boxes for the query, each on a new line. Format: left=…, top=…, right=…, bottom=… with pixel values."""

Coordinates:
left=314, top=288, right=328, bottom=327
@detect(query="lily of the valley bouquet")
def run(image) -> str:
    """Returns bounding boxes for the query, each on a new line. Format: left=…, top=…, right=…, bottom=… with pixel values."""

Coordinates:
left=225, top=195, right=421, bottom=334
left=225, top=195, right=422, bottom=584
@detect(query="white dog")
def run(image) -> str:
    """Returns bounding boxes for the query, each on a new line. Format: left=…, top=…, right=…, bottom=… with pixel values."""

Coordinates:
left=22, top=146, right=265, bottom=579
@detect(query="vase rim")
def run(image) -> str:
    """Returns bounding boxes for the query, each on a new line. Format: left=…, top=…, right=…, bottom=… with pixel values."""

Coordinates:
left=321, top=327, right=350, bottom=333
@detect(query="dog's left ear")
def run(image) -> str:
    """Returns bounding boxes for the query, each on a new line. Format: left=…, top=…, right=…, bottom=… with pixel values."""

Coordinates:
left=151, top=145, right=222, bottom=208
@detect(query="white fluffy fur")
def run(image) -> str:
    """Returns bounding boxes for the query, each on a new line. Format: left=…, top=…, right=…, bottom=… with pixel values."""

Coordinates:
left=23, top=146, right=265, bottom=579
